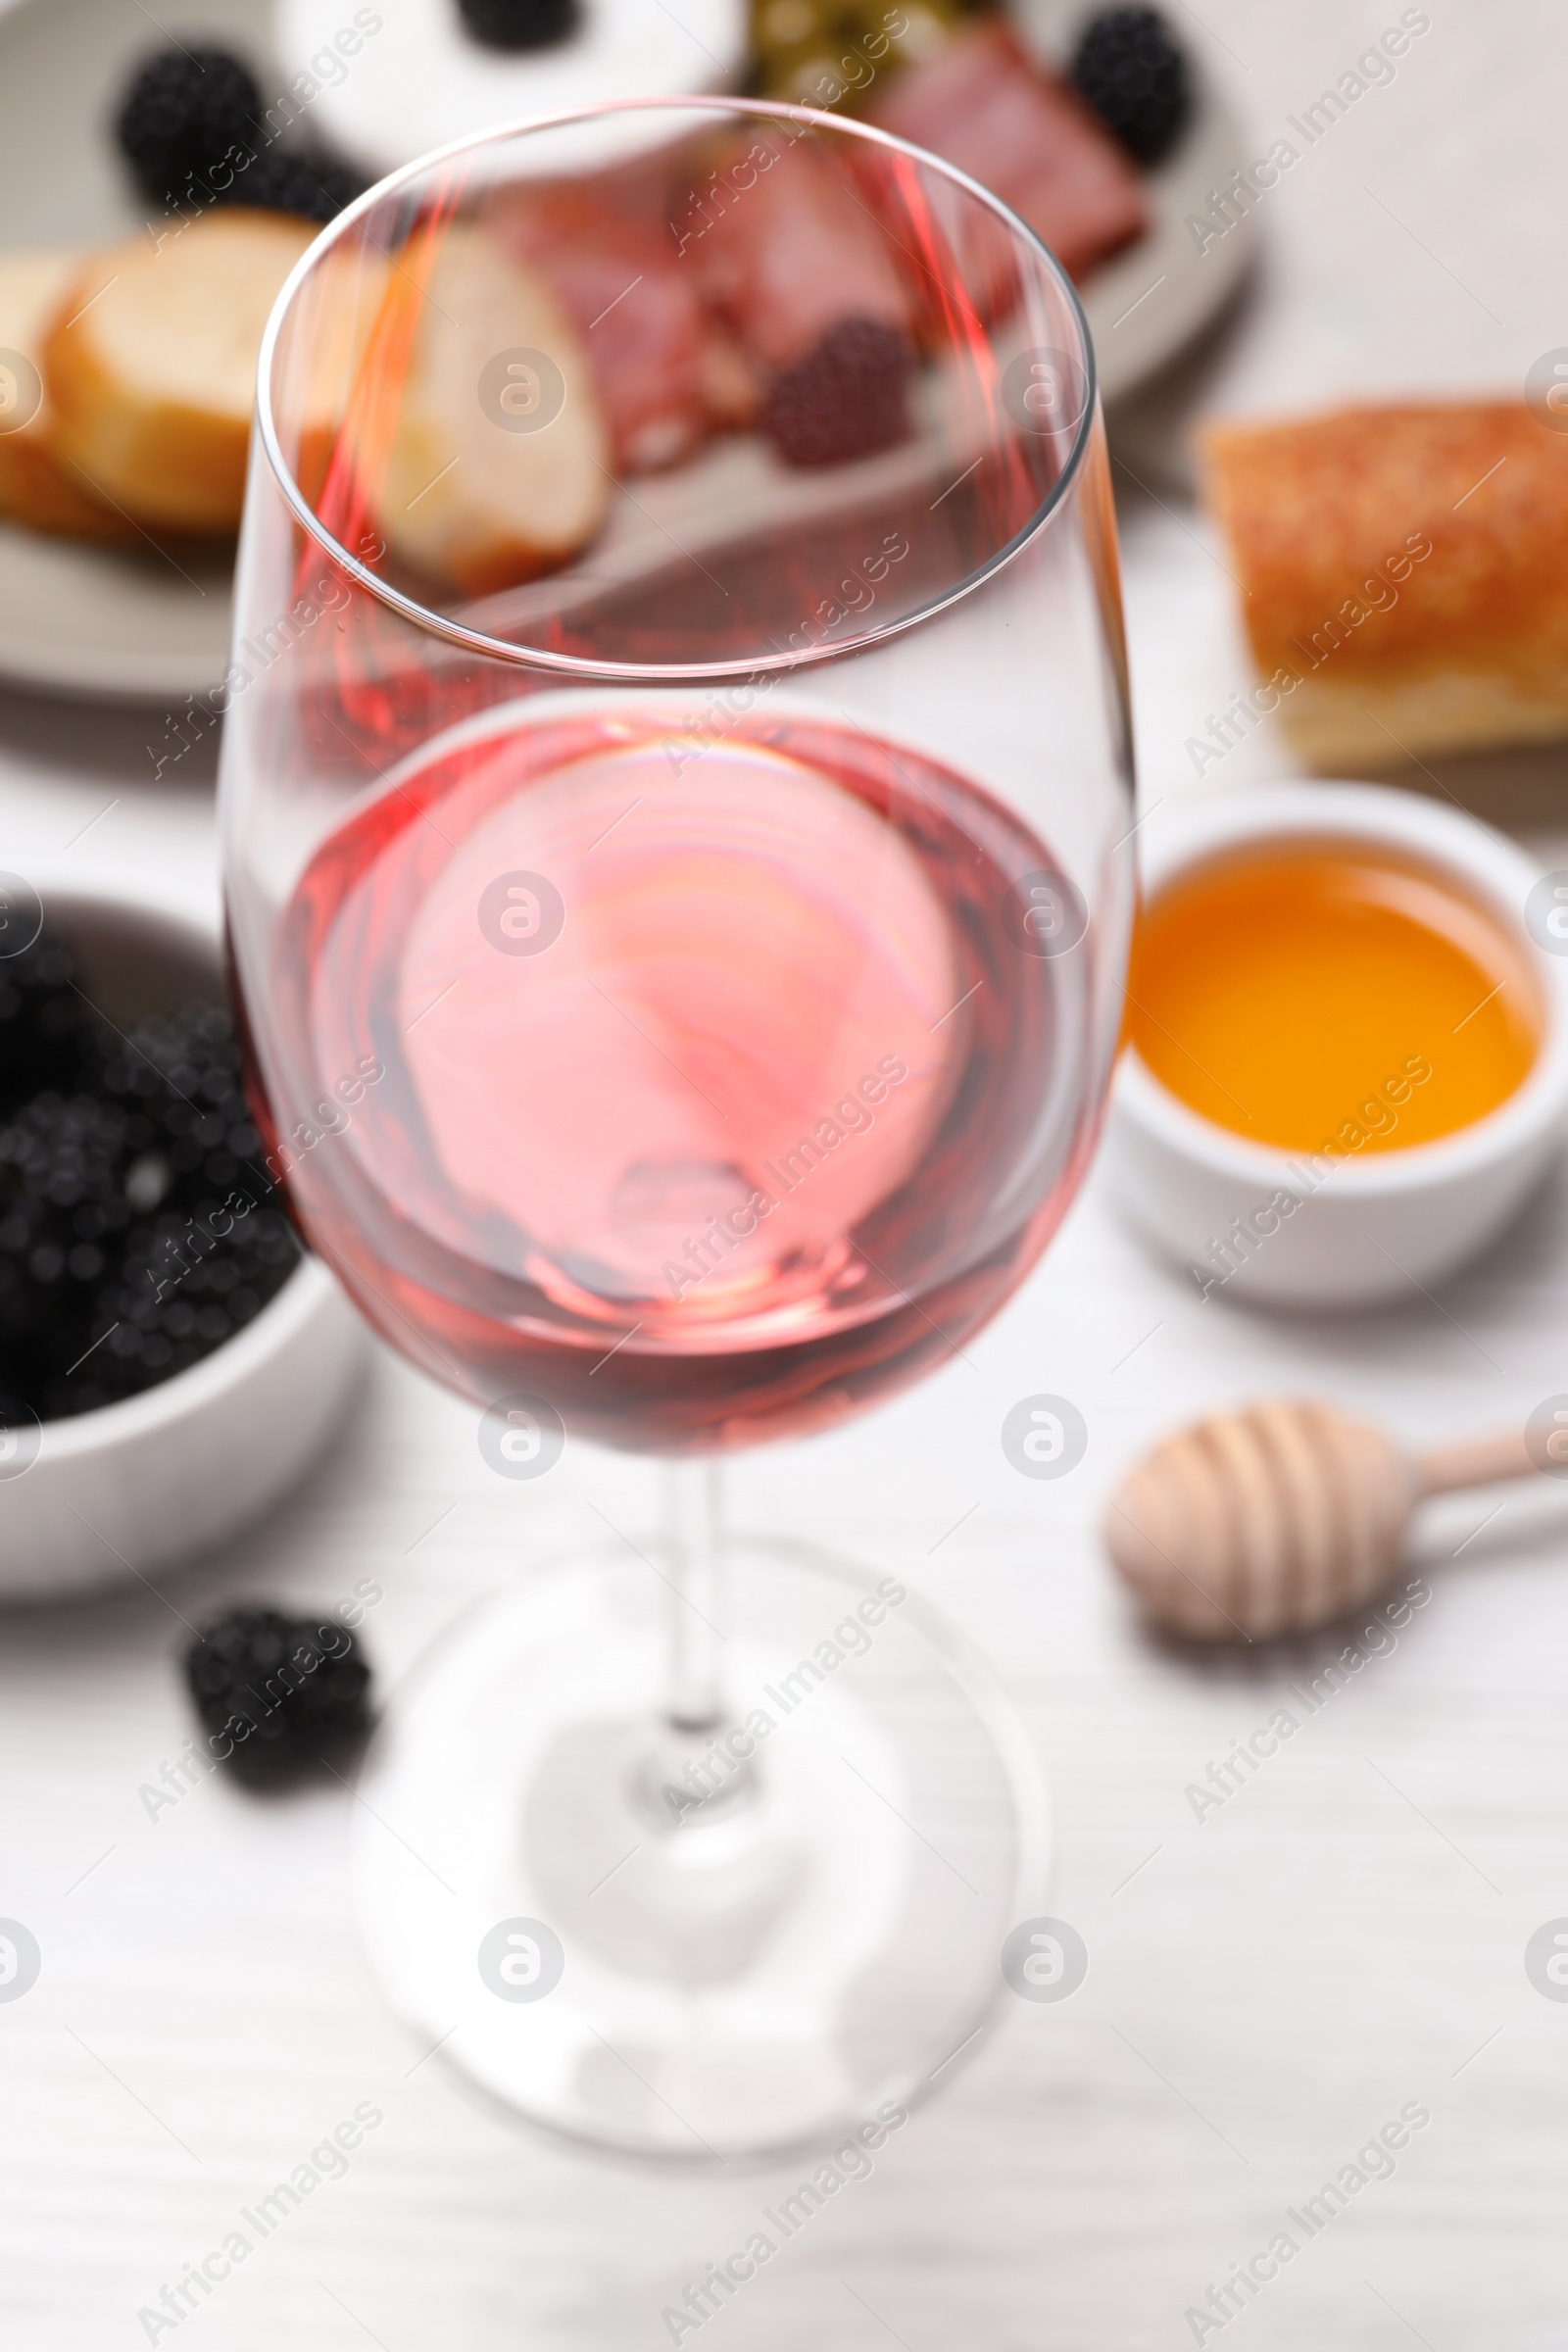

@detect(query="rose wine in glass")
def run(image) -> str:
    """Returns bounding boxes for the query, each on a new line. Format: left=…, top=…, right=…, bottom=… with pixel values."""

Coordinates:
left=222, top=98, right=1134, bottom=2159
left=273, top=709, right=1090, bottom=1447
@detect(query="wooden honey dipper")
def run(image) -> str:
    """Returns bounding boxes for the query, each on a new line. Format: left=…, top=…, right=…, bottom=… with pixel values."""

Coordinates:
left=1105, top=1398, right=1543, bottom=1642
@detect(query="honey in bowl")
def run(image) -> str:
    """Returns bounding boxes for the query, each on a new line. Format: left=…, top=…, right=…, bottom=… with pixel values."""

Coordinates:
left=1125, top=843, right=1543, bottom=1154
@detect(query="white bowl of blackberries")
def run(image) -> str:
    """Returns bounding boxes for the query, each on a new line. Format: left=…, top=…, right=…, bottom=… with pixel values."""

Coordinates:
left=0, top=873, right=364, bottom=1601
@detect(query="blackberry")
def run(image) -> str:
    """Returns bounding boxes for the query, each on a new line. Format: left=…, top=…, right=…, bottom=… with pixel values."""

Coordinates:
left=1069, top=7, right=1190, bottom=167
left=458, top=0, right=581, bottom=50
left=0, top=925, right=88, bottom=1113
left=116, top=43, right=368, bottom=224
left=762, top=316, right=913, bottom=469
left=0, top=997, right=300, bottom=1422
left=114, top=44, right=263, bottom=209
left=184, top=1607, right=373, bottom=1787
left=236, top=143, right=369, bottom=223
left=0, top=1091, right=130, bottom=1393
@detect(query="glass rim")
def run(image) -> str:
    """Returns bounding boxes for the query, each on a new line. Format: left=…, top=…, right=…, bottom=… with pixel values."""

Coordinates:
left=253, top=92, right=1099, bottom=684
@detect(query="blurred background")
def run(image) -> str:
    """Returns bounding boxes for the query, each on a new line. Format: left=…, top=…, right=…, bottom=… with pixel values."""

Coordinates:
left=2, top=1, right=1566, bottom=2346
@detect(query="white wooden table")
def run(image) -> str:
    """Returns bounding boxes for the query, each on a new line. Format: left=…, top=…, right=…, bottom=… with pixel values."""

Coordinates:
left=4, top=3, right=1568, bottom=2346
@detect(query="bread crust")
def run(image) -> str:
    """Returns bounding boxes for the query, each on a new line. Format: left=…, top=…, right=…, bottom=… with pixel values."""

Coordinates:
left=0, top=250, right=134, bottom=539
left=1200, top=403, right=1568, bottom=757
left=45, top=212, right=316, bottom=535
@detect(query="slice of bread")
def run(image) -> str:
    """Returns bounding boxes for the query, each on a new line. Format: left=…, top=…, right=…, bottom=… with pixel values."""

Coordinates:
left=1201, top=403, right=1568, bottom=765
left=267, top=235, right=395, bottom=510
left=373, top=221, right=611, bottom=596
left=0, top=249, right=134, bottom=539
left=45, top=211, right=317, bottom=534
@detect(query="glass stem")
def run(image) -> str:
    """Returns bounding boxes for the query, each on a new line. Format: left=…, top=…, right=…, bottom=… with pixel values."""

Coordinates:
left=664, top=1458, right=727, bottom=1732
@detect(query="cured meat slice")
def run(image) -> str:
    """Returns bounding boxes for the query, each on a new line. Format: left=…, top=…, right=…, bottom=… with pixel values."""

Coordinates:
left=490, top=179, right=710, bottom=474
left=679, top=129, right=916, bottom=466
left=682, top=128, right=914, bottom=372
left=869, top=21, right=1147, bottom=288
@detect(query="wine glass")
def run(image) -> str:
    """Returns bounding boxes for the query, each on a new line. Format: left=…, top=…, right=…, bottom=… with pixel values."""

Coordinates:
left=221, top=96, right=1134, bottom=2162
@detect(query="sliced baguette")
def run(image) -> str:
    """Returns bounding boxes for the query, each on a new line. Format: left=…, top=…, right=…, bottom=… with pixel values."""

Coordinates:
left=267, top=235, right=396, bottom=510
left=0, top=249, right=134, bottom=539
left=45, top=211, right=317, bottom=534
left=1200, top=402, right=1568, bottom=764
left=374, top=222, right=610, bottom=597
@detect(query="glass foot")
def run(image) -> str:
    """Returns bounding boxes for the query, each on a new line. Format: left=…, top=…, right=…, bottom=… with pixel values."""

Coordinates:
left=352, top=1538, right=1048, bottom=2163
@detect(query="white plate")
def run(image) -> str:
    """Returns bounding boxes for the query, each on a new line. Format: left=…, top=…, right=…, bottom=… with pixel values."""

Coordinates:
left=0, top=0, right=1252, bottom=701
left=0, top=0, right=270, bottom=701
left=1079, top=56, right=1257, bottom=405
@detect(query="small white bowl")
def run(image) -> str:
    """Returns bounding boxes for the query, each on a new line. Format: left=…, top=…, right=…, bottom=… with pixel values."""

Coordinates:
left=0, top=872, right=366, bottom=1601
left=1100, top=782, right=1568, bottom=1308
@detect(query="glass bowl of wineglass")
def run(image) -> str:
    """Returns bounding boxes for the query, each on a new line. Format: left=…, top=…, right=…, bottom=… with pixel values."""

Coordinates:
left=220, top=95, right=1134, bottom=2163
